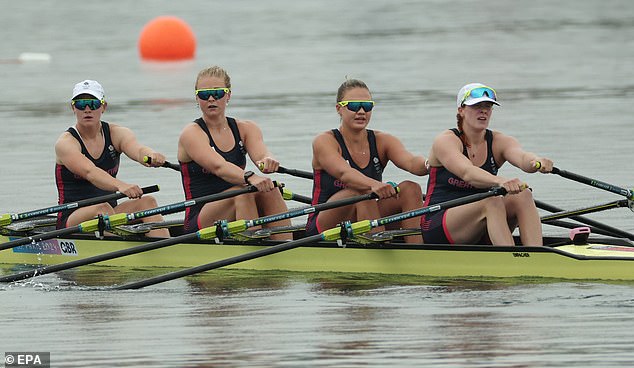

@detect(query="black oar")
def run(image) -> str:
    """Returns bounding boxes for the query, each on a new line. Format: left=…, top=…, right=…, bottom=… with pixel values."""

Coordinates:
left=0, top=185, right=159, bottom=227
left=540, top=200, right=629, bottom=222
left=279, top=187, right=312, bottom=204
left=0, top=191, right=378, bottom=283
left=0, top=185, right=258, bottom=252
left=552, top=167, right=633, bottom=200
left=143, top=156, right=181, bottom=172
left=535, top=199, right=634, bottom=240
left=115, top=187, right=507, bottom=290
left=543, top=219, right=622, bottom=238
left=278, top=166, right=313, bottom=180
left=258, top=163, right=313, bottom=180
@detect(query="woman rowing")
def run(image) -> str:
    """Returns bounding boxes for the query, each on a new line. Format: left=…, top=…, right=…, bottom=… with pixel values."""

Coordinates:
left=55, top=80, right=169, bottom=237
left=422, top=83, right=553, bottom=246
left=307, top=78, right=428, bottom=244
left=177, top=66, right=291, bottom=238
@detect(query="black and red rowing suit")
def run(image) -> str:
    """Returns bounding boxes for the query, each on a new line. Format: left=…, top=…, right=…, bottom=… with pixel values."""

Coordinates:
left=306, top=129, right=383, bottom=235
left=180, top=117, right=247, bottom=233
left=420, top=128, right=499, bottom=244
left=55, top=121, right=120, bottom=228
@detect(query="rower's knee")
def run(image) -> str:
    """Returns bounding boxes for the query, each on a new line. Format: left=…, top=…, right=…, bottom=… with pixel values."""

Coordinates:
left=137, top=195, right=159, bottom=209
left=94, top=203, right=115, bottom=215
left=397, top=180, right=423, bottom=201
left=483, top=196, right=507, bottom=216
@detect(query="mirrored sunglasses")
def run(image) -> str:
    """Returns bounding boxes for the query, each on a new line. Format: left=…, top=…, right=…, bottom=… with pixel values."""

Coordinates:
left=337, top=100, right=375, bottom=112
left=72, top=99, right=103, bottom=110
left=195, top=88, right=230, bottom=101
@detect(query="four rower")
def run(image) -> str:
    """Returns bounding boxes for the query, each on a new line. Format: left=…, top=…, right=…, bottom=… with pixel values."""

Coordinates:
left=51, top=77, right=554, bottom=245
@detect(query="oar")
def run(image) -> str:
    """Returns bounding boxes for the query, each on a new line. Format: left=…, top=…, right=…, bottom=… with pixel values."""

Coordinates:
left=540, top=200, right=629, bottom=222
left=279, top=187, right=312, bottom=204
left=143, top=156, right=181, bottom=172
left=535, top=199, right=634, bottom=240
left=115, top=186, right=507, bottom=290
left=258, top=163, right=313, bottom=180
left=0, top=191, right=379, bottom=283
left=552, top=167, right=633, bottom=200
left=277, top=166, right=313, bottom=179
left=0, top=185, right=259, bottom=252
left=0, top=185, right=160, bottom=227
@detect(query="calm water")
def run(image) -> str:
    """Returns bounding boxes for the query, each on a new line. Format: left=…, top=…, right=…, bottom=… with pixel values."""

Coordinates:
left=1, top=0, right=633, bottom=366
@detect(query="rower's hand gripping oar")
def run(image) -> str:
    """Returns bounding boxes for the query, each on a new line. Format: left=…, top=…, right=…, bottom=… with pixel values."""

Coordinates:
left=0, top=183, right=264, bottom=252
left=0, top=185, right=160, bottom=228
left=143, top=156, right=181, bottom=172
left=0, top=189, right=378, bottom=283
left=258, top=162, right=313, bottom=180
left=551, top=167, right=634, bottom=211
left=114, top=186, right=507, bottom=290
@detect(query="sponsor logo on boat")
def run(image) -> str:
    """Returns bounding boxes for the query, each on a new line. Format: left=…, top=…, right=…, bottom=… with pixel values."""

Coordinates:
left=512, top=252, right=530, bottom=258
left=12, top=238, right=78, bottom=256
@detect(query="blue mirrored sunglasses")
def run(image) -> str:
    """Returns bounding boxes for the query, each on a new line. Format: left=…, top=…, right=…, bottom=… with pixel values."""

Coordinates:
left=72, top=99, right=103, bottom=110
left=195, top=88, right=230, bottom=101
left=338, top=100, right=375, bottom=112
left=461, top=86, right=497, bottom=105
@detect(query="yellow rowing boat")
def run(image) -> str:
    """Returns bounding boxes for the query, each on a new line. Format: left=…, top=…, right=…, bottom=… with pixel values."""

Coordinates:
left=1, top=232, right=633, bottom=281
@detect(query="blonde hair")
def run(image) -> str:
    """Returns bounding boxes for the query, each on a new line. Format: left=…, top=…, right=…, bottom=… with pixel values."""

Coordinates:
left=195, top=66, right=231, bottom=89
left=336, top=78, right=370, bottom=102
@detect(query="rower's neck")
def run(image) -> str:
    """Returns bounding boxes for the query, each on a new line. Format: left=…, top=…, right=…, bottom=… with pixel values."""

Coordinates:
left=339, top=125, right=367, bottom=144
left=75, top=121, right=103, bottom=140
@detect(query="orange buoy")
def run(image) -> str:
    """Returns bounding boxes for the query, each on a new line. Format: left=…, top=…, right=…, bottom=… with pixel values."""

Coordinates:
left=138, top=16, right=196, bottom=61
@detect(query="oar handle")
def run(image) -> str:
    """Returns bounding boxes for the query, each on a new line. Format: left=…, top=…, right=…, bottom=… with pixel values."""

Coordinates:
left=0, top=185, right=160, bottom=227
left=258, top=163, right=314, bottom=180
left=552, top=167, right=633, bottom=199
left=143, top=156, right=181, bottom=172
left=279, top=188, right=312, bottom=204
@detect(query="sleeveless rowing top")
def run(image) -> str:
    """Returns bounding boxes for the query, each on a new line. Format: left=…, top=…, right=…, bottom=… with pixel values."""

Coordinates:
left=180, top=117, right=246, bottom=231
left=55, top=122, right=120, bottom=227
left=423, top=128, right=498, bottom=207
left=306, top=129, right=383, bottom=233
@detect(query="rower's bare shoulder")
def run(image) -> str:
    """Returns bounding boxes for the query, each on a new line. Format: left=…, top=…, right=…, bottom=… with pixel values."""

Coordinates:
left=313, top=130, right=337, bottom=146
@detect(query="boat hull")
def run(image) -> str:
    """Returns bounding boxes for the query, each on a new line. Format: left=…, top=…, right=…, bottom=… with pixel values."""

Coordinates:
left=1, top=234, right=633, bottom=281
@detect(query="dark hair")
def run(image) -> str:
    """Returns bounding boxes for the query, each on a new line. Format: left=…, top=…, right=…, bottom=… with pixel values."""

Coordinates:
left=336, top=78, right=370, bottom=102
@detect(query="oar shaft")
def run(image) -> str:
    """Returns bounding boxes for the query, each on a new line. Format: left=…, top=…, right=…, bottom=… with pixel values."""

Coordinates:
left=0, top=186, right=258, bottom=251
left=280, top=188, right=312, bottom=204
left=2, top=185, right=159, bottom=225
left=248, top=193, right=376, bottom=227
left=278, top=166, right=313, bottom=180
left=114, top=234, right=325, bottom=290
left=543, top=219, right=623, bottom=238
left=374, top=187, right=507, bottom=228
left=540, top=200, right=628, bottom=222
left=127, top=185, right=257, bottom=220
left=535, top=199, right=634, bottom=240
left=552, top=167, right=633, bottom=199
left=258, top=163, right=314, bottom=179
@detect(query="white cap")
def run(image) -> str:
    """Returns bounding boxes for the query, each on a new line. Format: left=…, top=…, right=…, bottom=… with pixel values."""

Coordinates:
left=457, top=82, right=499, bottom=107
left=71, top=80, right=105, bottom=101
